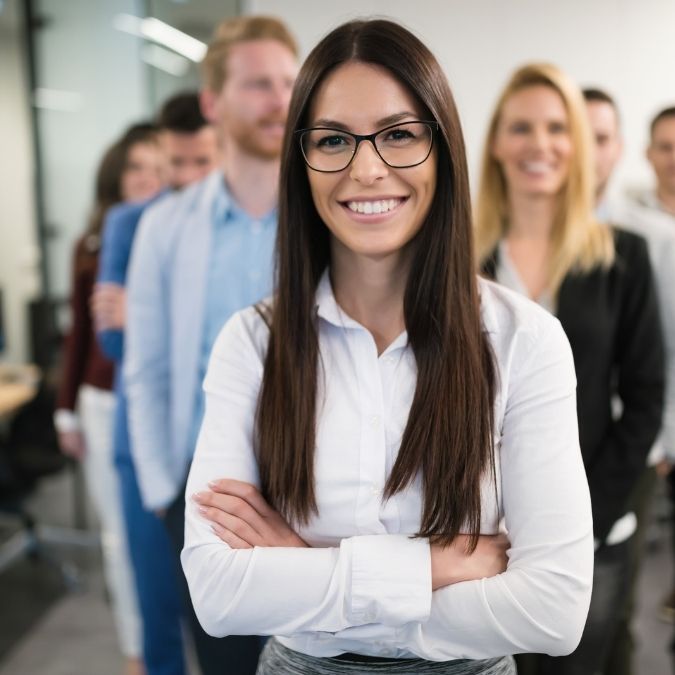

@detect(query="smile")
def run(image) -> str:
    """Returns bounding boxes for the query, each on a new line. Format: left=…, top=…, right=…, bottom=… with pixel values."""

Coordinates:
left=345, top=198, right=404, bottom=215
left=519, top=161, right=555, bottom=175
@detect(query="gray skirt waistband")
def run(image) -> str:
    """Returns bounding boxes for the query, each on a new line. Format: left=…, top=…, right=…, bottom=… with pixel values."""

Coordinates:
left=256, top=638, right=517, bottom=675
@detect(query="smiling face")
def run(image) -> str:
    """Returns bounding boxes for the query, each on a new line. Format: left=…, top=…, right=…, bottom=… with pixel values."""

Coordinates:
left=492, top=85, right=573, bottom=201
left=120, top=141, right=163, bottom=203
left=202, top=39, right=298, bottom=160
left=305, top=61, right=437, bottom=264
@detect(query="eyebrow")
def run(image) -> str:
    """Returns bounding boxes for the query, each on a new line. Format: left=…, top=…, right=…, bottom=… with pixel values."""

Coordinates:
left=311, top=111, right=420, bottom=130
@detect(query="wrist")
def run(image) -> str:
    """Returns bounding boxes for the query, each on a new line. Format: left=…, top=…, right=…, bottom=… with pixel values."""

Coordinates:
left=54, top=409, right=80, bottom=434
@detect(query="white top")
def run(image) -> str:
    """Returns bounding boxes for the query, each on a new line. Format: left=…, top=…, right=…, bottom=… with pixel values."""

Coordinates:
left=182, top=273, right=593, bottom=661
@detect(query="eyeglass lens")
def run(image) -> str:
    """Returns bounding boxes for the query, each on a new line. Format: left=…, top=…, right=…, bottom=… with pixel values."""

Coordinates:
left=300, top=122, right=433, bottom=172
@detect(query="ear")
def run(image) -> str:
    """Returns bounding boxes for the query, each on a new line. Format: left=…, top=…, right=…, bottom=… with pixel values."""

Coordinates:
left=200, top=89, right=218, bottom=125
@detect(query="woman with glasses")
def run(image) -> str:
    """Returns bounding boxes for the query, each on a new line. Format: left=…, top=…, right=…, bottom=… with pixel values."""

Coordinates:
left=182, top=20, right=593, bottom=674
left=475, top=63, right=664, bottom=675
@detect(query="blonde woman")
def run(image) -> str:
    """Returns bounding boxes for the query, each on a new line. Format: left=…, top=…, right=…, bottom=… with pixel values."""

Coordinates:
left=476, top=63, right=664, bottom=675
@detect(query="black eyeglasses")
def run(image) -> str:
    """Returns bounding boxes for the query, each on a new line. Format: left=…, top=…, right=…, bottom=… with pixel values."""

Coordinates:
left=296, top=120, right=438, bottom=173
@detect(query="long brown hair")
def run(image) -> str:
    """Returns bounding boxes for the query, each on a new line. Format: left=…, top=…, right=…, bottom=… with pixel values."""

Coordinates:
left=86, top=122, right=159, bottom=243
left=257, top=19, right=496, bottom=548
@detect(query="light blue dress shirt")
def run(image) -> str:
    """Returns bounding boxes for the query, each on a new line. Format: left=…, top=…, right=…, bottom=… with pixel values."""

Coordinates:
left=188, top=177, right=276, bottom=451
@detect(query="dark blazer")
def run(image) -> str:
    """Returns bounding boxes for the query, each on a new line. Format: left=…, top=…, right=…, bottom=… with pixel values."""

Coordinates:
left=483, top=228, right=664, bottom=542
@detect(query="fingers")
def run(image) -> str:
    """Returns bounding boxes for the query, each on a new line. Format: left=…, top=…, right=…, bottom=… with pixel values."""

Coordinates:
left=193, top=490, right=267, bottom=538
left=198, top=505, right=263, bottom=547
left=207, top=478, right=274, bottom=517
left=211, top=522, right=253, bottom=549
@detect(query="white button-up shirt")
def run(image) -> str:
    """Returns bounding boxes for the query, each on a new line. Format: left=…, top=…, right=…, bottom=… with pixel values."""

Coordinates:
left=182, top=273, right=593, bottom=661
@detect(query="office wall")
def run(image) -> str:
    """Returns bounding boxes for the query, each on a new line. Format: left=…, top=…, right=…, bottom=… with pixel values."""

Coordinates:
left=248, top=0, right=675, bottom=202
left=0, top=0, right=41, bottom=363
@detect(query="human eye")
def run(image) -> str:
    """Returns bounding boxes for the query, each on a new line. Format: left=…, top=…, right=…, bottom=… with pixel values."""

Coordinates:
left=311, top=131, right=353, bottom=153
left=509, top=121, right=530, bottom=134
left=382, top=124, right=420, bottom=143
left=245, top=78, right=272, bottom=91
left=549, top=120, right=568, bottom=134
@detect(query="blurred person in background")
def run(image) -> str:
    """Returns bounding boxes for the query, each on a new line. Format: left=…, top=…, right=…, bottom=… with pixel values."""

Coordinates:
left=54, top=121, right=163, bottom=675
left=92, top=92, right=219, bottom=675
left=475, top=63, right=664, bottom=675
left=638, top=107, right=675, bottom=217
left=123, top=15, right=298, bottom=675
left=584, top=88, right=675, bottom=671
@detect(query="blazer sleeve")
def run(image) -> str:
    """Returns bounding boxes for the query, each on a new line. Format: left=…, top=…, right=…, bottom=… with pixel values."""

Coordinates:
left=56, top=239, right=92, bottom=412
left=586, top=231, right=665, bottom=541
left=124, top=203, right=178, bottom=511
left=96, top=206, right=134, bottom=362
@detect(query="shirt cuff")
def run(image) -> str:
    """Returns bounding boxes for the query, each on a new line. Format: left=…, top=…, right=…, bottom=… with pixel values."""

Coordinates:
left=346, top=534, right=431, bottom=626
left=54, top=409, right=80, bottom=433
left=134, top=461, right=179, bottom=512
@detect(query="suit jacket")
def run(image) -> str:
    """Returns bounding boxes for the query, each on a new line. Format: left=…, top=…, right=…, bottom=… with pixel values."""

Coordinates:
left=483, top=228, right=664, bottom=542
left=123, top=172, right=224, bottom=510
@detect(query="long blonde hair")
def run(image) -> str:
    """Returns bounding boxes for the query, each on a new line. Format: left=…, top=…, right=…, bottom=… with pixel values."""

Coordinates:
left=475, top=63, right=613, bottom=294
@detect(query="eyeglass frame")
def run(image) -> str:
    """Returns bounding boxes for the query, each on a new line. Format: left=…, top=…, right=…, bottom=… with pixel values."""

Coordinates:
left=295, top=120, right=440, bottom=173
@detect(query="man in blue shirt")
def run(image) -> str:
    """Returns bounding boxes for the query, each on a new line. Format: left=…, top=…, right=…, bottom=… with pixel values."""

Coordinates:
left=122, top=16, right=298, bottom=675
left=95, top=92, right=219, bottom=675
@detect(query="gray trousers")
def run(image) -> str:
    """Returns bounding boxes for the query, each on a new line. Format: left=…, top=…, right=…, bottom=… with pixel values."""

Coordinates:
left=256, top=638, right=517, bottom=675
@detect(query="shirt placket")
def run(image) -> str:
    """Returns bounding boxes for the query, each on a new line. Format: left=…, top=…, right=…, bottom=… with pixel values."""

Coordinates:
left=351, top=328, right=388, bottom=534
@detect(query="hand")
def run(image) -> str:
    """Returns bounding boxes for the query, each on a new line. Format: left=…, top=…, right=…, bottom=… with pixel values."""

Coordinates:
left=192, top=479, right=308, bottom=549
left=656, top=459, right=673, bottom=478
left=430, top=533, right=509, bottom=590
left=58, top=430, right=86, bottom=460
left=91, top=283, right=126, bottom=331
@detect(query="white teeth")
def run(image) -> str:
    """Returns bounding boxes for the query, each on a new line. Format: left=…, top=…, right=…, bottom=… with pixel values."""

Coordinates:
left=346, top=199, right=401, bottom=214
left=522, top=161, right=550, bottom=173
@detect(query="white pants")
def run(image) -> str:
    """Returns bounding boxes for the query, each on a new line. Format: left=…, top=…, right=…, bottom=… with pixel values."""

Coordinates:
left=78, top=384, right=142, bottom=658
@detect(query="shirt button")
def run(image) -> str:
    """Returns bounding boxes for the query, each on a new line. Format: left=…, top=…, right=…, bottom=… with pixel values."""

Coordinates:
left=365, top=609, right=376, bottom=622
left=370, top=415, right=380, bottom=427
left=370, top=484, right=380, bottom=496
left=251, top=221, right=262, bottom=234
left=249, top=269, right=261, bottom=281
left=384, top=355, right=396, bottom=365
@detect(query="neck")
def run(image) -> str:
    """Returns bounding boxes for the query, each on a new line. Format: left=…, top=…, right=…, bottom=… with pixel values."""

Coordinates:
left=330, top=244, right=409, bottom=354
left=222, top=143, right=280, bottom=218
left=656, top=185, right=675, bottom=216
left=506, top=192, right=557, bottom=240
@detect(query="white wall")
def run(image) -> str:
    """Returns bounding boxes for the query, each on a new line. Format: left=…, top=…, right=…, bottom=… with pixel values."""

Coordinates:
left=248, top=0, right=675, bottom=201
left=0, top=0, right=41, bottom=363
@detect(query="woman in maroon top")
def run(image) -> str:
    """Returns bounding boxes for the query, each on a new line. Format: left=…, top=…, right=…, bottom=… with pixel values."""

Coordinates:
left=55, top=123, right=162, bottom=675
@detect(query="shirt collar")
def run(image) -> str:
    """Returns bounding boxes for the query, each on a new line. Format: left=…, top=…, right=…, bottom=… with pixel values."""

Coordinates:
left=212, top=173, right=278, bottom=228
left=315, top=269, right=409, bottom=352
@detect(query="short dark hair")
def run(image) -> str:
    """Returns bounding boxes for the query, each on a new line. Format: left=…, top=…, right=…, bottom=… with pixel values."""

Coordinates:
left=582, top=87, right=616, bottom=108
left=582, top=87, right=620, bottom=125
left=650, top=106, right=675, bottom=139
left=156, top=92, right=207, bottom=133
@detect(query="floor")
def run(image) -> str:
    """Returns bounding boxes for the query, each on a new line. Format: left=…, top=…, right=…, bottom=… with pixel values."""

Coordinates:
left=0, top=470, right=673, bottom=675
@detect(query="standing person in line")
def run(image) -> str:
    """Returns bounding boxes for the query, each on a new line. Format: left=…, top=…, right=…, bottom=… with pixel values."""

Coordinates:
left=182, top=19, right=593, bottom=675
left=475, top=63, right=664, bottom=675
left=55, top=122, right=163, bottom=675
left=123, top=16, right=298, bottom=675
left=93, top=93, right=219, bottom=675
left=637, top=106, right=675, bottom=216
left=583, top=87, right=675, bottom=671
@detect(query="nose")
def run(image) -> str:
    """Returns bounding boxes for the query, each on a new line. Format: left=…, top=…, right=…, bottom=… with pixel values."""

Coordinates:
left=269, top=81, right=292, bottom=113
left=348, top=140, right=388, bottom=185
left=530, top=127, right=551, bottom=152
